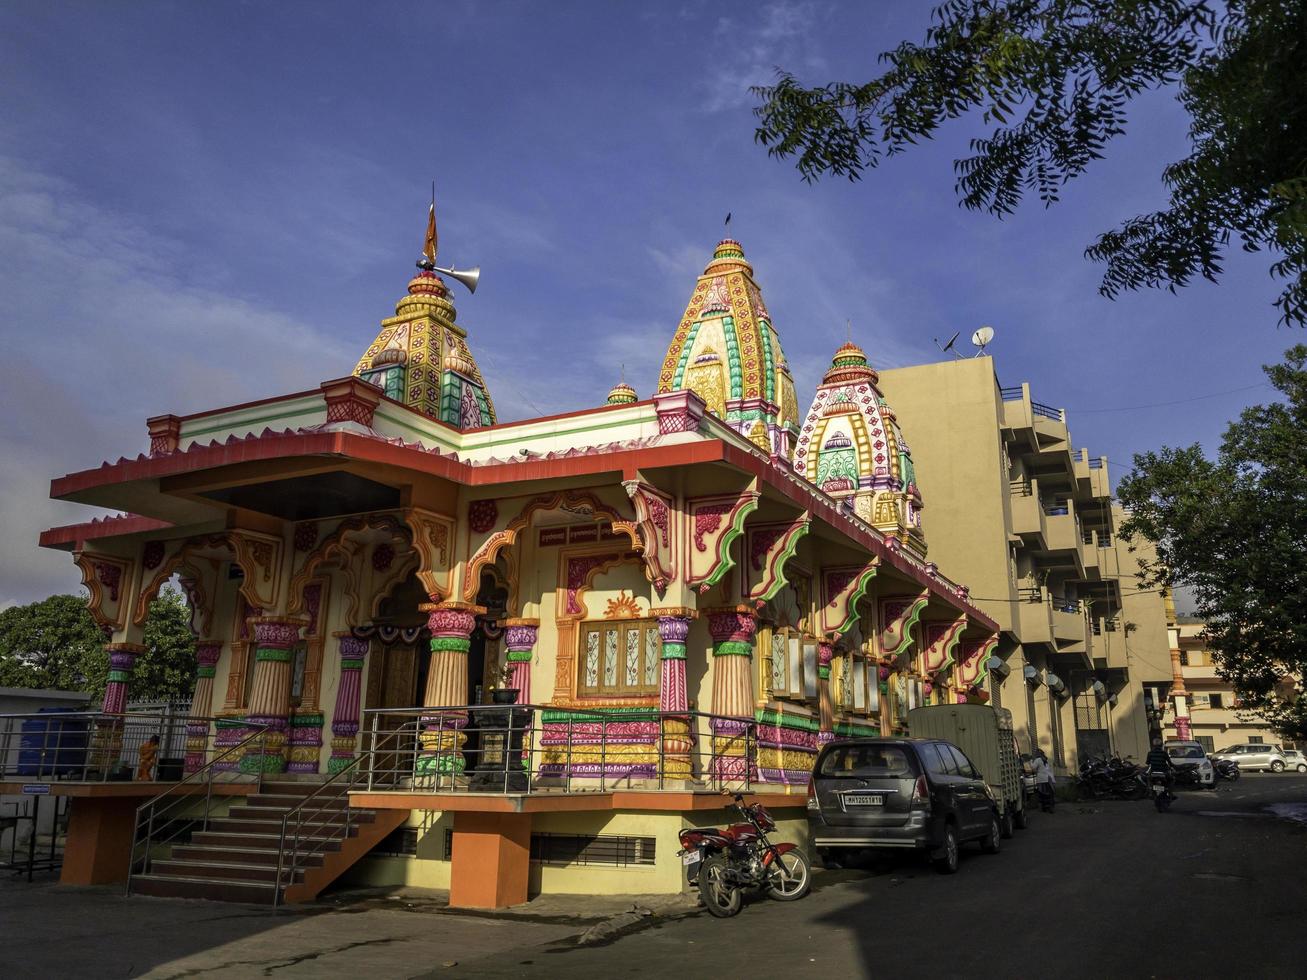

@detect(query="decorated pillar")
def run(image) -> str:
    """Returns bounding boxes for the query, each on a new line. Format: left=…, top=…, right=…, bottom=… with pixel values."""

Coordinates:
left=652, top=608, right=696, bottom=780
left=102, top=643, right=145, bottom=714
left=705, top=605, right=757, bottom=782
left=328, top=632, right=370, bottom=774
left=817, top=638, right=835, bottom=744
left=242, top=616, right=307, bottom=774
left=502, top=618, right=539, bottom=705
left=183, top=642, right=223, bottom=774
left=416, top=601, right=484, bottom=777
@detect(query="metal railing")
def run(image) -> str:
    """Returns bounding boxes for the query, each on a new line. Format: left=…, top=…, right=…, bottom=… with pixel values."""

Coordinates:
left=1031, top=400, right=1064, bottom=422
left=272, top=723, right=413, bottom=909
left=125, top=725, right=270, bottom=892
left=0, top=711, right=224, bottom=783
left=999, top=386, right=1024, bottom=400
left=1009, top=478, right=1032, bottom=497
left=356, top=705, right=759, bottom=797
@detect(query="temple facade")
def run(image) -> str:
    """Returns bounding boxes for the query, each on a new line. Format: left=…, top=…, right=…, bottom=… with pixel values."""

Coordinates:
left=38, top=219, right=998, bottom=907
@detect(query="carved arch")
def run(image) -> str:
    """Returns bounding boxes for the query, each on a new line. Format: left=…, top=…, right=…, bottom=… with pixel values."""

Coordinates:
left=463, top=489, right=640, bottom=601
left=287, top=513, right=414, bottom=625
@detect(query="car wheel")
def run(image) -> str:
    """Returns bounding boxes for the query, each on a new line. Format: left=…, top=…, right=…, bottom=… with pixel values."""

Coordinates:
left=1013, top=805, right=1029, bottom=830
left=933, top=823, right=960, bottom=874
left=1271, top=760, right=1285, bottom=773
left=1000, top=807, right=1014, bottom=839
left=982, top=815, right=998, bottom=857
left=817, top=848, right=843, bottom=870
left=1297, top=764, right=1306, bottom=773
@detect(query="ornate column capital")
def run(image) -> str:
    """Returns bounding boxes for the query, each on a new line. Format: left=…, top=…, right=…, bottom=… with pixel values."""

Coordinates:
left=704, top=605, right=758, bottom=652
left=503, top=618, right=539, bottom=661
left=332, top=630, right=370, bottom=660
left=420, top=601, right=485, bottom=640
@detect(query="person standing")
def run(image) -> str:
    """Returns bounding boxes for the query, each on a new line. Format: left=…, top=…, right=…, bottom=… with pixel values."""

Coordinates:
left=1032, top=748, right=1055, bottom=812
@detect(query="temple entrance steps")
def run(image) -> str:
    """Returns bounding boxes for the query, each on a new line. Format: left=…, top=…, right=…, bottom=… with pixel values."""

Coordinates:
left=129, top=779, right=408, bottom=905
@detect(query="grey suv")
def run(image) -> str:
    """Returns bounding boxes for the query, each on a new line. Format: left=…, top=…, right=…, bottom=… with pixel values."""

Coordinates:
left=1210, top=743, right=1288, bottom=773
left=807, top=737, right=1001, bottom=875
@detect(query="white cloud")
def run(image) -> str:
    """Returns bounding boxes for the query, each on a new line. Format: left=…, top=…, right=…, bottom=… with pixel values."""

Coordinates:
left=701, top=2, right=830, bottom=113
left=0, top=155, right=355, bottom=606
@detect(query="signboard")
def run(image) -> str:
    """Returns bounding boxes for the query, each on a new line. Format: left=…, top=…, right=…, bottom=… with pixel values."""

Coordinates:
left=21, top=784, right=51, bottom=795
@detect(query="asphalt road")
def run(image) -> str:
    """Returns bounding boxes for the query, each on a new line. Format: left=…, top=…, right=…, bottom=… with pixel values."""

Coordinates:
left=448, top=774, right=1307, bottom=980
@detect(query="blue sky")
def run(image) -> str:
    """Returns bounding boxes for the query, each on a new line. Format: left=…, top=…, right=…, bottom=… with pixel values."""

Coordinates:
left=0, top=1, right=1295, bottom=607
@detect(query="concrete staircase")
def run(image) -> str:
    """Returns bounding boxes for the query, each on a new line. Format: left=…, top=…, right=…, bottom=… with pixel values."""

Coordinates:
left=129, top=780, right=407, bottom=904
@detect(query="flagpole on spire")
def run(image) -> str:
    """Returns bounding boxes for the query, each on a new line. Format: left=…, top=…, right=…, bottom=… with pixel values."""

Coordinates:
left=418, top=181, right=438, bottom=270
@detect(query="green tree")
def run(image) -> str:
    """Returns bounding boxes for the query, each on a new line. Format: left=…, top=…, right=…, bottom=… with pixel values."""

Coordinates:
left=752, top=1, right=1307, bottom=325
left=0, top=594, right=107, bottom=693
left=0, top=587, right=197, bottom=703
left=1117, top=345, right=1307, bottom=740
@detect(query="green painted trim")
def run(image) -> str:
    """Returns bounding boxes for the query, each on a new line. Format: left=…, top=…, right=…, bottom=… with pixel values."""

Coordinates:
left=290, top=714, right=324, bottom=726
left=712, top=640, right=753, bottom=657
left=670, top=319, right=705, bottom=389
left=340, top=658, right=365, bottom=670
left=215, top=717, right=247, bottom=730
left=834, top=720, right=880, bottom=737
left=830, top=567, right=879, bottom=636
left=759, top=321, right=776, bottom=404
left=756, top=517, right=811, bottom=603
left=430, top=636, right=471, bottom=653
left=463, top=415, right=650, bottom=452
left=255, top=647, right=292, bottom=663
left=327, top=755, right=355, bottom=774
left=754, top=708, right=818, bottom=732
left=541, top=708, right=661, bottom=723
left=660, top=642, right=686, bottom=660
left=195, top=667, right=216, bottom=679
left=818, top=666, right=832, bottom=680
left=239, top=752, right=286, bottom=774
left=183, top=404, right=323, bottom=439
left=884, top=595, right=930, bottom=657
left=506, top=651, right=533, bottom=663
left=702, top=493, right=761, bottom=589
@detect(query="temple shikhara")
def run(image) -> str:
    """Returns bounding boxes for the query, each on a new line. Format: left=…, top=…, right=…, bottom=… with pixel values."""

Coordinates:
left=29, top=207, right=997, bottom=908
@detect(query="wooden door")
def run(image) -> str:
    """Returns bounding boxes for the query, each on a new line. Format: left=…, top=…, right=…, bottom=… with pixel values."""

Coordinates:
left=365, top=643, right=418, bottom=783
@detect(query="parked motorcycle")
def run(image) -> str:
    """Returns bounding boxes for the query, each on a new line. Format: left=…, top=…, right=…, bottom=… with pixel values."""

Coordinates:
left=1214, top=758, right=1241, bottom=783
left=1075, top=755, right=1148, bottom=801
left=678, top=794, right=811, bottom=917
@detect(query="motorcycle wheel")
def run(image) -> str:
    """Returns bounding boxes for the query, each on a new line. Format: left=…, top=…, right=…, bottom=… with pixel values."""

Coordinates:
left=1231, top=769, right=1241, bottom=781
left=697, top=855, right=742, bottom=918
left=1130, top=779, right=1149, bottom=801
left=1013, top=805, right=1029, bottom=830
left=1154, top=791, right=1171, bottom=813
left=765, top=850, right=811, bottom=902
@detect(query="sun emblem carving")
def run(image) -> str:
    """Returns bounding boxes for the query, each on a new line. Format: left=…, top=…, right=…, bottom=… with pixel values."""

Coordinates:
left=604, top=590, right=643, bottom=619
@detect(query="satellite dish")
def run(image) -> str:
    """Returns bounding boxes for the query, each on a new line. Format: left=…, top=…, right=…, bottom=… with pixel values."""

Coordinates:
left=933, top=330, right=962, bottom=358
left=971, top=325, right=995, bottom=356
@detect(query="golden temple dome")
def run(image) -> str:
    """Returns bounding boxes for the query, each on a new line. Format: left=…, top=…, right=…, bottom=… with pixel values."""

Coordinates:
left=606, top=381, right=638, bottom=405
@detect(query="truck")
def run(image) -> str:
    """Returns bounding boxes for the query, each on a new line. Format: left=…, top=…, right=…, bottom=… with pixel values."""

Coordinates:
left=907, top=703, right=1028, bottom=836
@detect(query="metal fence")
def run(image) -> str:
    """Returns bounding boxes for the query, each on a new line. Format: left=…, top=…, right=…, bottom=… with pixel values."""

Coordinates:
left=356, top=705, right=761, bottom=796
left=0, top=711, right=228, bottom=783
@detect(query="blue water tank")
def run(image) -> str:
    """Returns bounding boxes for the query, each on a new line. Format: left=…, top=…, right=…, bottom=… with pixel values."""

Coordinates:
left=17, top=708, right=90, bottom=776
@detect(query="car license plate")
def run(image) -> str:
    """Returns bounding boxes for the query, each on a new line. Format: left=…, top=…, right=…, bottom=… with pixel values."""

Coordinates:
left=844, top=794, right=884, bottom=806
left=681, top=850, right=702, bottom=866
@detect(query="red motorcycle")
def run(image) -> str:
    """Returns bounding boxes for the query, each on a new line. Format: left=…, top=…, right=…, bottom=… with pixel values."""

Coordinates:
left=678, top=793, right=811, bottom=917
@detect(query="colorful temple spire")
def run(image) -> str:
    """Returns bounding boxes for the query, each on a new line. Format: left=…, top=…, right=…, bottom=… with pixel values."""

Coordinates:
left=353, top=204, right=495, bottom=428
left=793, top=341, right=927, bottom=556
left=656, top=239, right=800, bottom=457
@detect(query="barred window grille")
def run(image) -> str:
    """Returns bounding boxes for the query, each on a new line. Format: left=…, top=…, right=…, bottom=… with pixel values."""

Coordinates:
left=530, top=833, right=656, bottom=868
left=374, top=827, right=419, bottom=857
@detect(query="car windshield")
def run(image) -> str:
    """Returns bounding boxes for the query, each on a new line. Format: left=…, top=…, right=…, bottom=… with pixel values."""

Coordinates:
left=818, top=744, right=914, bottom=778
left=1167, top=745, right=1204, bottom=759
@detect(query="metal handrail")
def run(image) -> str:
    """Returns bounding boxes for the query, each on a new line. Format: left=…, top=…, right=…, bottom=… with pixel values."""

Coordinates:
left=271, top=722, right=417, bottom=908
left=125, top=724, right=270, bottom=894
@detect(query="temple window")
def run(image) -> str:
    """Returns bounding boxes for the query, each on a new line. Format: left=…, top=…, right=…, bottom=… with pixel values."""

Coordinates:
left=578, top=619, right=660, bottom=697
left=765, top=627, right=814, bottom=703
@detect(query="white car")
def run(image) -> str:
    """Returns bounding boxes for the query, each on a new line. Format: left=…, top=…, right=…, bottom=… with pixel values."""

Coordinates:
left=1164, top=740, right=1215, bottom=787
left=1283, top=750, right=1307, bottom=773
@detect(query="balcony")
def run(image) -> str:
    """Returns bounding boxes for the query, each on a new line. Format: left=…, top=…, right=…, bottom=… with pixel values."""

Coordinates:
left=1000, top=384, right=1070, bottom=452
left=1052, top=607, right=1086, bottom=648
left=1181, top=664, right=1220, bottom=680
left=1017, top=591, right=1053, bottom=645
left=1010, top=483, right=1046, bottom=543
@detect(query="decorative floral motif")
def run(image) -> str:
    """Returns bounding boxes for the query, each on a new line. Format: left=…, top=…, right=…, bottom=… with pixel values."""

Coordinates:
left=141, top=541, right=164, bottom=571
left=372, top=543, right=395, bottom=572
left=750, top=527, right=784, bottom=570
left=94, top=561, right=122, bottom=602
left=251, top=619, right=304, bottom=650
left=694, top=503, right=730, bottom=552
left=468, top=499, right=498, bottom=534
left=293, top=522, right=318, bottom=552
left=425, top=605, right=479, bottom=638
left=565, top=553, right=621, bottom=615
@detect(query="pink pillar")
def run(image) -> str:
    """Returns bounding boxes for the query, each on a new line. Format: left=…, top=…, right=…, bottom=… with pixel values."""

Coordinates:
left=502, top=619, right=539, bottom=705
left=817, top=638, right=835, bottom=745
left=184, top=642, right=223, bottom=774
left=102, top=643, right=145, bottom=714
left=328, top=632, right=370, bottom=774
left=653, top=608, right=696, bottom=781
left=242, top=616, right=307, bottom=775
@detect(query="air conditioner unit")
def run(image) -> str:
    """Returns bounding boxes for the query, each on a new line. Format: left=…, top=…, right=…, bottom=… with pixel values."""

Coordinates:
left=1092, top=680, right=1107, bottom=699
left=987, top=656, right=1010, bottom=679
left=1046, top=672, right=1065, bottom=694
left=1023, top=664, right=1043, bottom=686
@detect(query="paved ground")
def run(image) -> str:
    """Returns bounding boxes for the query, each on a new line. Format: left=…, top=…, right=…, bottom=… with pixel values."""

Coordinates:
left=4, top=774, right=1306, bottom=978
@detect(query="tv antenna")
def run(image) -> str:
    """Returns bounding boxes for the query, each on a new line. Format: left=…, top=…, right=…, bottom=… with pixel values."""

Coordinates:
left=933, top=330, right=962, bottom=359
left=971, top=325, right=995, bottom=356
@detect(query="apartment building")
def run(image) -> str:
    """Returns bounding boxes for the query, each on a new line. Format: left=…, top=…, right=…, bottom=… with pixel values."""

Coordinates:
left=878, top=357, right=1173, bottom=769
